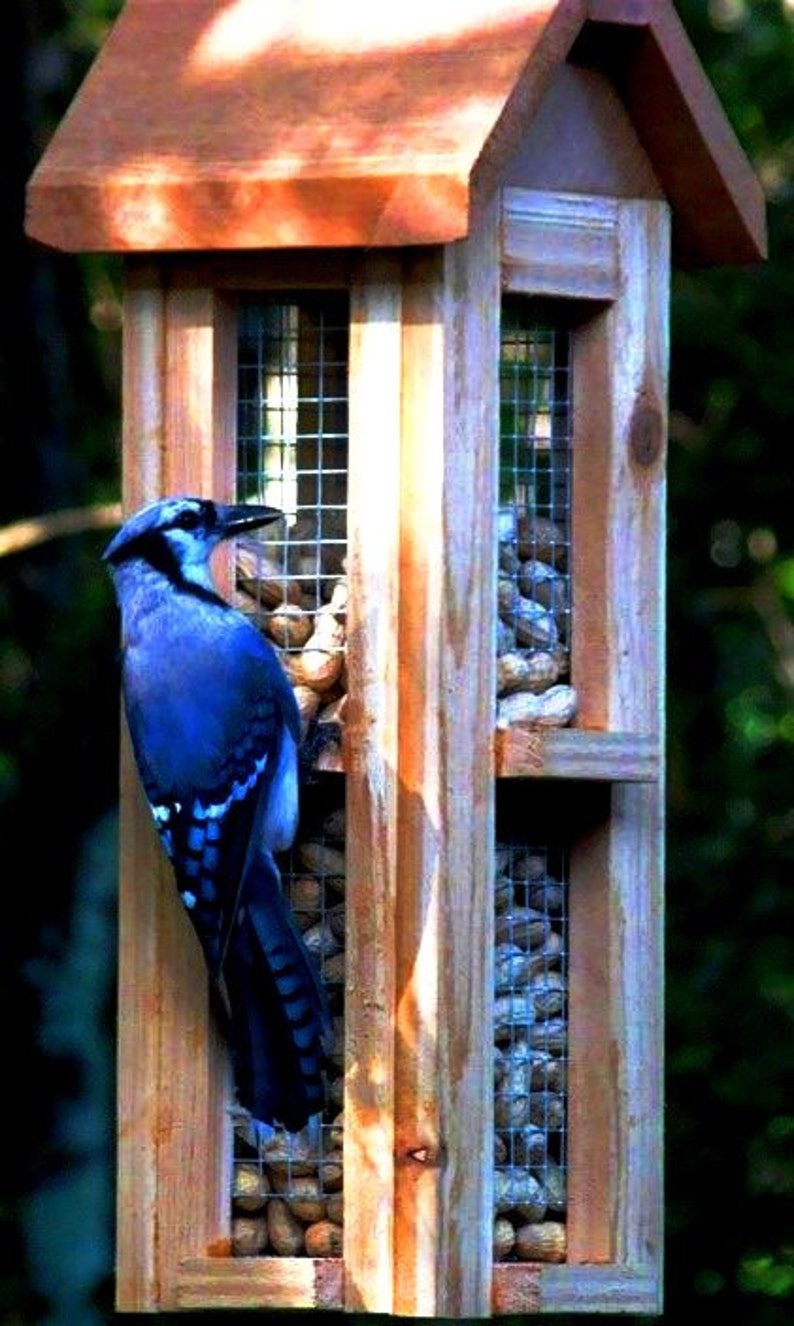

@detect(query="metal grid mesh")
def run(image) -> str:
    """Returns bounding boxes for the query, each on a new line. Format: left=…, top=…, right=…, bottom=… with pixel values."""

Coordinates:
left=494, top=301, right=572, bottom=1262
left=230, top=294, right=575, bottom=1259
left=232, top=296, right=349, bottom=1258
left=238, top=295, right=349, bottom=619
left=497, top=300, right=575, bottom=727
left=493, top=834, right=568, bottom=1263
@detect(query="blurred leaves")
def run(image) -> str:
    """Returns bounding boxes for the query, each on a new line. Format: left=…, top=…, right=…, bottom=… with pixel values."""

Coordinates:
left=666, top=4, right=793, bottom=1319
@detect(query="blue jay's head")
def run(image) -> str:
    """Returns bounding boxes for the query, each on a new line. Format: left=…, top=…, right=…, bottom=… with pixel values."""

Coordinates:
left=103, top=496, right=283, bottom=591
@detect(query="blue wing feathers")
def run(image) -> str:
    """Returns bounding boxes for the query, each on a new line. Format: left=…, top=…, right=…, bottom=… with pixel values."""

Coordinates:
left=116, top=559, right=323, bottom=1130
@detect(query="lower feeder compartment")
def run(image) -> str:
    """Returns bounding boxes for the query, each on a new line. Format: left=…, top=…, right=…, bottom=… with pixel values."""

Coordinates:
left=231, top=777, right=346, bottom=1260
left=493, top=784, right=571, bottom=1266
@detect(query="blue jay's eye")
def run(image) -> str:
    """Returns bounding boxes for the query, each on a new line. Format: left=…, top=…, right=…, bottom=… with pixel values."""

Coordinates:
left=175, top=509, right=202, bottom=531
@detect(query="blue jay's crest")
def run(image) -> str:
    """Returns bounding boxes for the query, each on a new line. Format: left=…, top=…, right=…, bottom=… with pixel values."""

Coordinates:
left=104, top=495, right=330, bottom=1133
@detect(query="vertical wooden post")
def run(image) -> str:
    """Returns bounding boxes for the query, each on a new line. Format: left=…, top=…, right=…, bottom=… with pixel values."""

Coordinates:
left=565, top=202, right=667, bottom=1290
left=606, top=201, right=668, bottom=1293
left=393, top=192, right=500, bottom=1318
left=116, top=274, right=237, bottom=1311
left=116, top=262, right=167, bottom=1312
left=344, top=259, right=402, bottom=1313
left=157, top=286, right=237, bottom=1302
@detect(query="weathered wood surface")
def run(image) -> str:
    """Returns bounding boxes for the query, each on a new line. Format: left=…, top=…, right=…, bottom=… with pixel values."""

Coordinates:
left=177, top=1256, right=344, bottom=1311
left=27, top=1, right=763, bottom=263
left=494, top=728, right=659, bottom=781
left=116, top=277, right=235, bottom=1312
left=343, top=259, right=402, bottom=1313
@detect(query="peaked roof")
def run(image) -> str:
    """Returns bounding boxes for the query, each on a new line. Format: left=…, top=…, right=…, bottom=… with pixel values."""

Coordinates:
left=26, top=0, right=765, bottom=265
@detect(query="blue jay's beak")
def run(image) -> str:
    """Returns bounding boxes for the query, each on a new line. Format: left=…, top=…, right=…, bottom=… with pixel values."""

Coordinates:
left=217, top=504, right=284, bottom=540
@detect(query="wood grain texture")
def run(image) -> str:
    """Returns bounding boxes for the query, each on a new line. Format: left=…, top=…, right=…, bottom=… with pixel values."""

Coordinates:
left=176, top=1256, right=344, bottom=1311
left=493, top=1260, right=661, bottom=1313
left=116, top=267, right=166, bottom=1312
left=116, top=274, right=237, bottom=1311
left=494, top=728, right=659, bottom=781
left=26, top=0, right=763, bottom=265
left=603, top=201, right=668, bottom=1287
left=502, top=187, right=620, bottom=300
left=492, top=1263, right=543, bottom=1314
left=343, top=259, right=402, bottom=1313
left=393, top=192, right=500, bottom=1317
left=497, top=195, right=667, bottom=1300
left=25, top=0, right=561, bottom=251
left=539, top=1261, right=662, bottom=1312
left=567, top=817, right=616, bottom=1263
left=156, top=285, right=237, bottom=1308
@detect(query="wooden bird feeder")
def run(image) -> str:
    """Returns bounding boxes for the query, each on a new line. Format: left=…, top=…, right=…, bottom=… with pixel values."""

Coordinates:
left=27, top=0, right=765, bottom=1316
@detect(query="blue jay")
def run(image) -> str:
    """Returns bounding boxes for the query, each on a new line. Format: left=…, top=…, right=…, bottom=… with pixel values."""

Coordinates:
left=103, top=496, right=330, bottom=1133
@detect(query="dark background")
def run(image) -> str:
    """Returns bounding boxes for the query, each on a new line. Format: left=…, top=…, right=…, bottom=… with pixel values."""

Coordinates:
left=1, top=2, right=792, bottom=1323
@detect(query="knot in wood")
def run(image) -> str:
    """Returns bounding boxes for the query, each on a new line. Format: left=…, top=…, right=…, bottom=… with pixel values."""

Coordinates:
left=406, top=1144, right=444, bottom=1168
left=629, top=400, right=664, bottom=469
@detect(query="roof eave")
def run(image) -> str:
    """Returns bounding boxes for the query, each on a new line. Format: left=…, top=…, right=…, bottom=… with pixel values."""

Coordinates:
left=25, top=0, right=767, bottom=266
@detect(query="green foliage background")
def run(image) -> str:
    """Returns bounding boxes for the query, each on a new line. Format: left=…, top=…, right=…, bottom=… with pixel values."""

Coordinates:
left=1, top=2, right=791, bottom=1323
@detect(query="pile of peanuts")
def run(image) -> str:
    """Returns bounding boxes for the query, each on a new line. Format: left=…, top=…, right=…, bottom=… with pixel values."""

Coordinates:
left=497, top=511, right=578, bottom=730
left=236, top=538, right=348, bottom=766
left=231, top=796, right=346, bottom=1258
left=232, top=827, right=568, bottom=1263
left=232, top=533, right=569, bottom=1263
left=492, top=845, right=568, bottom=1262
left=238, top=511, right=579, bottom=756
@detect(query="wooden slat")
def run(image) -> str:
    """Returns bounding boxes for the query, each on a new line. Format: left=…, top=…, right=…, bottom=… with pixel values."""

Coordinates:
left=567, top=816, right=615, bottom=1263
left=554, top=202, right=667, bottom=1288
left=393, top=191, right=499, bottom=1318
left=571, top=301, right=612, bottom=730
left=493, top=1261, right=661, bottom=1314
left=493, top=197, right=667, bottom=1304
left=394, top=248, right=449, bottom=1317
left=540, top=1262, right=662, bottom=1312
left=502, top=188, right=620, bottom=300
left=116, top=266, right=166, bottom=1313
left=559, top=199, right=667, bottom=1289
left=494, top=728, right=659, bottom=780
left=176, top=1257, right=344, bottom=1311
left=343, top=259, right=402, bottom=1313
left=492, top=1264, right=542, bottom=1314
left=116, top=271, right=238, bottom=1310
left=148, top=282, right=235, bottom=1304
left=606, top=202, right=667, bottom=1283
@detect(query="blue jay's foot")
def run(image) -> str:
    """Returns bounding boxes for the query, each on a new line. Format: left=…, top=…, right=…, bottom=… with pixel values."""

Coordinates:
left=230, top=1105, right=325, bottom=1156
left=299, top=721, right=343, bottom=782
left=230, top=1104, right=276, bottom=1152
left=299, top=1110, right=324, bottom=1154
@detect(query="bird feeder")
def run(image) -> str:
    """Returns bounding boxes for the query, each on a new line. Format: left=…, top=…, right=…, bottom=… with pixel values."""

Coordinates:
left=27, top=0, right=766, bottom=1316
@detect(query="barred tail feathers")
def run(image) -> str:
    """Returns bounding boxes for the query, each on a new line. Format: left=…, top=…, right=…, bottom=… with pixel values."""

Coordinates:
left=223, top=849, right=330, bottom=1133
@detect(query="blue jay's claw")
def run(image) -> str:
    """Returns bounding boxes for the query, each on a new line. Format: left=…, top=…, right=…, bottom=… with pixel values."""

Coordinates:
left=231, top=1106, right=276, bottom=1153
left=105, top=496, right=331, bottom=1133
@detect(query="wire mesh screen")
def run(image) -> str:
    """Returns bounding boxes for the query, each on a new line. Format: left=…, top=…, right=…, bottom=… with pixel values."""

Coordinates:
left=232, top=296, right=349, bottom=1258
left=494, top=820, right=568, bottom=1263
left=497, top=299, right=577, bottom=729
left=494, top=301, right=572, bottom=1262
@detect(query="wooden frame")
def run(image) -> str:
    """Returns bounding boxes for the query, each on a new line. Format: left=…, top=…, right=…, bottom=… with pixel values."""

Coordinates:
left=116, top=186, right=665, bottom=1316
left=492, top=190, right=667, bottom=1314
